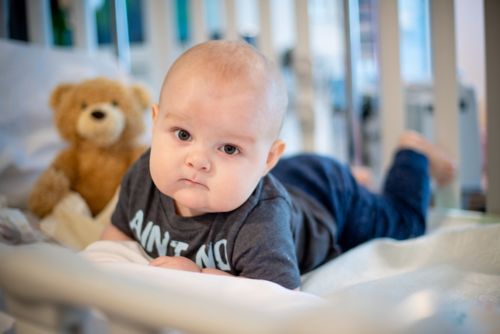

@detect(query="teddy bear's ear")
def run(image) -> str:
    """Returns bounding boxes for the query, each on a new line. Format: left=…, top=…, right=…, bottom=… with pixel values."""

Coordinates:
left=50, top=83, right=75, bottom=110
left=131, top=84, right=151, bottom=111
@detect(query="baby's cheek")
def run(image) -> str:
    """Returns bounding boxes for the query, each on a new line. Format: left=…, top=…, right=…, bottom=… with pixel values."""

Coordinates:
left=220, top=178, right=255, bottom=209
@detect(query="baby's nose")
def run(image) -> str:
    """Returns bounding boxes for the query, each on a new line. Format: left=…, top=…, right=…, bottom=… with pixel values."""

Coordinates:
left=185, top=152, right=211, bottom=172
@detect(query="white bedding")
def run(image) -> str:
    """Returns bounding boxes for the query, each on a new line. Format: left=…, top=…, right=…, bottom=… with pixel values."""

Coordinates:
left=82, top=241, right=324, bottom=314
left=1, top=210, right=500, bottom=333
left=79, top=211, right=500, bottom=333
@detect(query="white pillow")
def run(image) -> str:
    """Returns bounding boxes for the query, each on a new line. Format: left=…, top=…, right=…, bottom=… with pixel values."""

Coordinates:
left=0, top=40, right=130, bottom=208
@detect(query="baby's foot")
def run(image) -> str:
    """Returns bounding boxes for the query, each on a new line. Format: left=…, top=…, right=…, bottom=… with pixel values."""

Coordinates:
left=398, top=131, right=456, bottom=186
left=428, top=152, right=456, bottom=186
left=351, top=165, right=374, bottom=189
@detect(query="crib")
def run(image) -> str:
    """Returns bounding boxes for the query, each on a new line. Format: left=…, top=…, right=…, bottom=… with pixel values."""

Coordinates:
left=1, top=0, right=500, bottom=333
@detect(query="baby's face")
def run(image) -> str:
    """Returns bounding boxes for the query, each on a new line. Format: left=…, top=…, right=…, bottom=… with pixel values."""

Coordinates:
left=150, top=72, right=282, bottom=217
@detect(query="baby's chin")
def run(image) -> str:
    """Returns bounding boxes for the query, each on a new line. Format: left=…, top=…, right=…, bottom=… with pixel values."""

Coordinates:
left=173, top=197, right=243, bottom=217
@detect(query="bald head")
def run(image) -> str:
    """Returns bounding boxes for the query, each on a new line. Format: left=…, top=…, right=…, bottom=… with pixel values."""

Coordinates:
left=159, top=40, right=288, bottom=138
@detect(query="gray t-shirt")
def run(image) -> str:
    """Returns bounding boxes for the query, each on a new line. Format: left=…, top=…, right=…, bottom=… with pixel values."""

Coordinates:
left=112, top=151, right=338, bottom=289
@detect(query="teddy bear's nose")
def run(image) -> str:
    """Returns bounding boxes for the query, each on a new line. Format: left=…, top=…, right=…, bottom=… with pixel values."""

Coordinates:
left=91, top=110, right=106, bottom=120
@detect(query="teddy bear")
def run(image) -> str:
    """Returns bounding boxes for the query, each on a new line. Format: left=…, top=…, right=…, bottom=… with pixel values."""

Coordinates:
left=28, top=77, right=151, bottom=219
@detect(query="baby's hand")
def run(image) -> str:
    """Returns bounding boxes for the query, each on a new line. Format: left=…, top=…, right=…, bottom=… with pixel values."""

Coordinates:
left=149, top=256, right=201, bottom=273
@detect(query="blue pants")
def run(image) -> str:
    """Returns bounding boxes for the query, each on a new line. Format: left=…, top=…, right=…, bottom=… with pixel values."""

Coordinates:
left=271, top=149, right=430, bottom=252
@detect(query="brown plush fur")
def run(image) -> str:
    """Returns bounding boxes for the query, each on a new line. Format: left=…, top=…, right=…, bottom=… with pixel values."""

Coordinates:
left=29, top=77, right=151, bottom=218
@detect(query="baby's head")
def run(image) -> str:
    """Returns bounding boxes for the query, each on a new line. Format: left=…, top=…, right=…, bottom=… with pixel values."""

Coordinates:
left=159, top=40, right=288, bottom=139
left=150, top=40, right=288, bottom=217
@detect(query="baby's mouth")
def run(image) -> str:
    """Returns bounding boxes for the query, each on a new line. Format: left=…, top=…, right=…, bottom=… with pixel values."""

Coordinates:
left=180, top=178, right=208, bottom=189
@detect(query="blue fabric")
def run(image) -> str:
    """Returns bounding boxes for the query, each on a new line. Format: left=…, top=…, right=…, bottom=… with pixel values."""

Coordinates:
left=271, top=149, right=430, bottom=252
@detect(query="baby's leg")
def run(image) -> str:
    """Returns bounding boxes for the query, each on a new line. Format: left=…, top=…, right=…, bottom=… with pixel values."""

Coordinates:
left=398, top=130, right=456, bottom=186
left=273, top=153, right=428, bottom=252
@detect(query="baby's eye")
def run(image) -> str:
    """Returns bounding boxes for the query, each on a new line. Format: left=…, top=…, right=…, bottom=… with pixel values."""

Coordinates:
left=220, top=144, right=240, bottom=155
left=175, top=129, right=191, bottom=141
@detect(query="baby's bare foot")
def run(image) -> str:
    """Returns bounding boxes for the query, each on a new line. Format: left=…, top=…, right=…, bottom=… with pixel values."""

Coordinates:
left=429, top=154, right=456, bottom=186
left=398, top=131, right=456, bottom=186
left=351, top=165, right=374, bottom=189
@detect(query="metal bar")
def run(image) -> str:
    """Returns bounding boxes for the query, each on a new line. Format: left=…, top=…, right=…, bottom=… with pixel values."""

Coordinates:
left=26, top=0, right=52, bottom=46
left=71, top=0, right=97, bottom=53
left=484, top=0, right=500, bottom=214
left=143, top=0, right=178, bottom=97
left=189, top=0, right=206, bottom=44
left=377, top=0, right=404, bottom=175
left=258, top=0, right=273, bottom=61
left=294, top=0, right=315, bottom=152
left=0, top=0, right=8, bottom=38
left=110, top=0, right=131, bottom=72
left=342, top=0, right=363, bottom=166
left=430, top=0, right=460, bottom=208
left=224, top=0, right=238, bottom=40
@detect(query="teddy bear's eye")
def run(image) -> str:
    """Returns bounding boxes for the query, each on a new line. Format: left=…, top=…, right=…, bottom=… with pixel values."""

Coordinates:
left=111, top=100, right=119, bottom=107
left=81, top=102, right=87, bottom=110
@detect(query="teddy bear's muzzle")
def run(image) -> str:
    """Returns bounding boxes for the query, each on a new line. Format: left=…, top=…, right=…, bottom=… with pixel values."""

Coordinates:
left=77, top=104, right=125, bottom=146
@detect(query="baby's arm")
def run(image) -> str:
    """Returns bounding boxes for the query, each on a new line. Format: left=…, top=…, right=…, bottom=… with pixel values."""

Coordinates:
left=149, top=256, right=201, bottom=272
left=149, top=257, right=235, bottom=276
left=101, top=225, right=232, bottom=275
left=201, top=268, right=234, bottom=276
left=100, top=223, right=133, bottom=241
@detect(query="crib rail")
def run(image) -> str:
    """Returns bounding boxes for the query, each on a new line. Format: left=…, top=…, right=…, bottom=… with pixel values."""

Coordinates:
left=1, top=1, right=498, bottom=211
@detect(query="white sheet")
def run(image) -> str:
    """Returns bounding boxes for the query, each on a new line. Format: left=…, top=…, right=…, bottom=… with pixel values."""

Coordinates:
left=82, top=240, right=324, bottom=314
left=80, top=213, right=500, bottom=333
left=1, top=209, right=499, bottom=333
left=300, top=222, right=500, bottom=332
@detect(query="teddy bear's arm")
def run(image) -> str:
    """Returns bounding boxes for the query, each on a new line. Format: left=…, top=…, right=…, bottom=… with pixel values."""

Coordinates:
left=28, top=149, right=77, bottom=218
left=51, top=149, right=79, bottom=182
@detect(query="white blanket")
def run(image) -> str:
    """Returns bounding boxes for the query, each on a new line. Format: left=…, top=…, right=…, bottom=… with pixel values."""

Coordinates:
left=81, top=211, right=500, bottom=333
left=2, top=210, right=499, bottom=333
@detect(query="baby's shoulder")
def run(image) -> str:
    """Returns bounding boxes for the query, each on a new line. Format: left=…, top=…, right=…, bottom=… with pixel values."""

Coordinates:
left=121, top=148, right=153, bottom=189
left=259, top=174, right=290, bottom=200
left=230, top=175, right=291, bottom=223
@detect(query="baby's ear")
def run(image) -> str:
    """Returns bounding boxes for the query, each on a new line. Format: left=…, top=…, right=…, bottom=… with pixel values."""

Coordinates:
left=264, top=140, right=286, bottom=174
left=152, top=103, right=159, bottom=122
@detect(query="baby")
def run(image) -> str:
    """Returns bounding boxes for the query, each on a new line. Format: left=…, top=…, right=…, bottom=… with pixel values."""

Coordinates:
left=101, top=40, right=454, bottom=290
